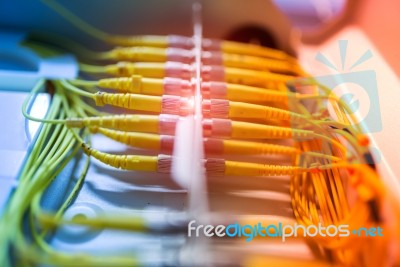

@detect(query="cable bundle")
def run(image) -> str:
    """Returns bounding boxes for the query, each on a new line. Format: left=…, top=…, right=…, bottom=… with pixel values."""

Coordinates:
left=1, top=1, right=399, bottom=267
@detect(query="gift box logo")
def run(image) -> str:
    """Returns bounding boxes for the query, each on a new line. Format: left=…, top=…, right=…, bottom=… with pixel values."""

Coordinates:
left=314, top=40, right=382, bottom=133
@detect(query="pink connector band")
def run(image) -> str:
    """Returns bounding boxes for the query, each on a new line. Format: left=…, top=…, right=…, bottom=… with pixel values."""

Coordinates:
left=157, top=154, right=172, bottom=173
left=158, top=114, right=179, bottom=135
left=202, top=118, right=232, bottom=137
left=204, top=158, right=225, bottom=176
left=166, top=48, right=194, bottom=64
left=202, top=38, right=222, bottom=51
left=161, top=95, right=192, bottom=116
left=203, top=138, right=224, bottom=154
left=163, top=77, right=193, bottom=97
left=160, top=135, right=175, bottom=153
left=165, top=62, right=193, bottom=80
left=202, top=99, right=229, bottom=118
left=167, top=35, right=194, bottom=49
left=167, top=36, right=222, bottom=51
left=202, top=51, right=223, bottom=65
left=201, top=65, right=225, bottom=81
left=201, top=82, right=227, bottom=99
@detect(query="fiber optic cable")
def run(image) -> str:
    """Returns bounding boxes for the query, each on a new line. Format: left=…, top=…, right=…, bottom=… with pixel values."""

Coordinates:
left=40, top=0, right=296, bottom=61
left=104, top=46, right=300, bottom=74
left=202, top=65, right=295, bottom=87
left=89, top=127, right=340, bottom=161
left=10, top=4, right=400, bottom=265
left=201, top=98, right=311, bottom=123
left=203, top=51, right=302, bottom=74
left=59, top=80, right=192, bottom=115
left=76, top=141, right=313, bottom=176
left=66, top=114, right=179, bottom=135
left=95, top=75, right=193, bottom=96
left=100, top=62, right=193, bottom=79
left=80, top=61, right=294, bottom=89
left=104, top=46, right=194, bottom=63
left=0, top=81, right=86, bottom=267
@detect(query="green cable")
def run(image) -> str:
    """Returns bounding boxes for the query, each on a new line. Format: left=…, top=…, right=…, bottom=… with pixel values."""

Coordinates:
left=20, top=95, right=63, bottom=184
left=1, top=81, right=83, bottom=266
left=79, top=63, right=105, bottom=73
left=13, top=81, right=144, bottom=266
left=40, top=0, right=110, bottom=42
left=69, top=79, right=98, bottom=87
left=58, top=80, right=94, bottom=98
left=22, top=80, right=67, bottom=124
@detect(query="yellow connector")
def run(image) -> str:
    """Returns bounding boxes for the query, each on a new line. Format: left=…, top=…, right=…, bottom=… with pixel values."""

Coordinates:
left=230, top=120, right=311, bottom=139
left=67, top=115, right=160, bottom=133
left=105, top=47, right=168, bottom=62
left=203, top=51, right=301, bottom=74
left=105, top=62, right=166, bottom=77
left=93, top=92, right=162, bottom=113
left=221, top=41, right=294, bottom=61
left=67, top=114, right=178, bottom=135
left=203, top=99, right=306, bottom=123
left=201, top=81, right=293, bottom=105
left=203, top=118, right=313, bottom=140
left=205, top=158, right=305, bottom=176
left=90, top=127, right=162, bottom=150
left=107, top=35, right=169, bottom=47
left=222, top=53, right=300, bottom=74
left=225, top=160, right=303, bottom=176
left=225, top=67, right=294, bottom=87
left=97, top=75, right=192, bottom=96
left=82, top=143, right=158, bottom=171
left=104, top=62, right=192, bottom=79
left=201, top=66, right=294, bottom=88
left=104, top=46, right=194, bottom=63
left=222, top=139, right=299, bottom=155
left=98, top=75, right=164, bottom=95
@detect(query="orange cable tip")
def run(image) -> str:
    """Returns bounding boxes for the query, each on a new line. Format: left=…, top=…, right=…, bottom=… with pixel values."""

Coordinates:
left=357, top=134, right=370, bottom=147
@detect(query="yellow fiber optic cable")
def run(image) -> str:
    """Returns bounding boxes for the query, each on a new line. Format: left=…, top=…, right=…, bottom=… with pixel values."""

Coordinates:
left=224, top=67, right=295, bottom=87
left=59, top=80, right=191, bottom=115
left=81, top=142, right=309, bottom=176
left=104, top=46, right=297, bottom=73
left=201, top=81, right=293, bottom=104
left=41, top=0, right=297, bottom=63
left=219, top=40, right=295, bottom=61
left=104, top=46, right=169, bottom=62
left=66, top=114, right=179, bottom=135
left=81, top=62, right=293, bottom=88
left=81, top=76, right=300, bottom=105
left=103, top=62, right=169, bottom=78
left=79, top=62, right=165, bottom=77
left=81, top=143, right=162, bottom=172
left=202, top=65, right=295, bottom=88
left=96, top=75, right=192, bottom=96
left=107, top=36, right=294, bottom=62
left=205, top=158, right=307, bottom=177
left=203, top=118, right=313, bottom=140
left=102, top=62, right=193, bottom=79
left=90, top=127, right=340, bottom=161
left=203, top=51, right=301, bottom=74
left=201, top=81, right=341, bottom=108
left=89, top=127, right=173, bottom=152
left=202, top=99, right=308, bottom=123
left=93, top=92, right=191, bottom=115
left=104, top=46, right=194, bottom=64
left=203, top=119, right=348, bottom=154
